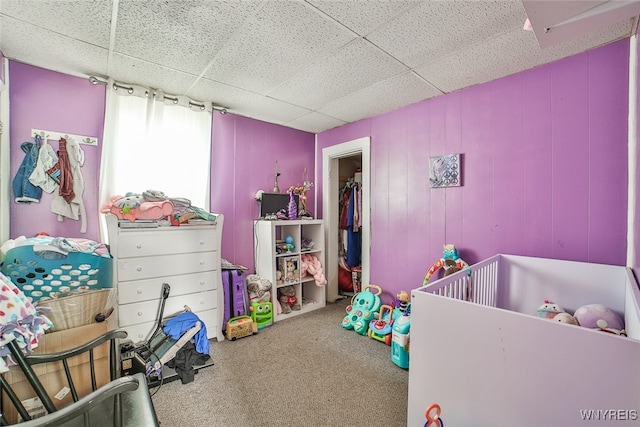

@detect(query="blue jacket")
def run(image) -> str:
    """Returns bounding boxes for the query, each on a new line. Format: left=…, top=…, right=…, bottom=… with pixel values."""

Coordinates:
left=163, top=311, right=210, bottom=355
left=12, top=136, right=42, bottom=203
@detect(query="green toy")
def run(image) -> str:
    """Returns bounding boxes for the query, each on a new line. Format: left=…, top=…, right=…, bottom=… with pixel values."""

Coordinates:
left=250, top=301, right=273, bottom=330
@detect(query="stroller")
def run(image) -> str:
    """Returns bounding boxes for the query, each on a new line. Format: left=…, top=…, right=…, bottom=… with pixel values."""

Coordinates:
left=120, top=283, right=207, bottom=384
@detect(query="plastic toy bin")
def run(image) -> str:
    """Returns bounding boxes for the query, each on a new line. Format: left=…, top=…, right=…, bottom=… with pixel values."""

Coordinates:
left=1, top=245, right=113, bottom=302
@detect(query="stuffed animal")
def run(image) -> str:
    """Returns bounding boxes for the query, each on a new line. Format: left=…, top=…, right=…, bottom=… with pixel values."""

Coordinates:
left=246, top=274, right=272, bottom=305
left=422, top=244, right=470, bottom=285
left=300, top=253, right=327, bottom=287
left=537, top=300, right=565, bottom=319
left=278, top=285, right=300, bottom=314
left=574, top=304, right=626, bottom=335
left=553, top=312, right=579, bottom=325
left=285, top=260, right=298, bottom=283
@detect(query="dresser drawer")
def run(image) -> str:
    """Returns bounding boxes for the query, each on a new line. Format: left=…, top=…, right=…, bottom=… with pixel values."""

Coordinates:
left=117, top=271, right=217, bottom=305
left=116, top=227, right=218, bottom=258
left=122, top=308, right=219, bottom=343
left=117, top=252, right=217, bottom=282
left=118, top=290, right=217, bottom=327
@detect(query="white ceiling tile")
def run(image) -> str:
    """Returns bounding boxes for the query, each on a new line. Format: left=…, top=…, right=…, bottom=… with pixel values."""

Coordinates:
left=268, top=38, right=408, bottom=110
left=0, top=15, right=108, bottom=77
left=283, top=111, right=347, bottom=133
left=0, top=0, right=112, bottom=47
left=115, top=0, right=261, bottom=75
left=317, top=71, right=443, bottom=123
left=108, top=53, right=199, bottom=96
left=0, top=0, right=635, bottom=133
left=366, top=0, right=528, bottom=68
left=204, top=0, right=357, bottom=93
left=190, top=78, right=312, bottom=125
left=307, top=0, right=421, bottom=35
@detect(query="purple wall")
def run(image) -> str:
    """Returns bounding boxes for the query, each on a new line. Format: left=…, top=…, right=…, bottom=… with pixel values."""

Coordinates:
left=8, top=38, right=633, bottom=299
left=318, top=39, right=630, bottom=299
left=210, top=113, right=315, bottom=270
left=8, top=62, right=316, bottom=274
left=9, top=62, right=106, bottom=240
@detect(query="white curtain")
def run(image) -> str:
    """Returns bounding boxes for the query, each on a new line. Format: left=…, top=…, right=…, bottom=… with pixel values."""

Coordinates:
left=99, top=80, right=212, bottom=241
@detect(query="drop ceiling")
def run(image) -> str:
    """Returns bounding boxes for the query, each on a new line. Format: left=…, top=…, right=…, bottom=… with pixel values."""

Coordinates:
left=1, top=0, right=639, bottom=134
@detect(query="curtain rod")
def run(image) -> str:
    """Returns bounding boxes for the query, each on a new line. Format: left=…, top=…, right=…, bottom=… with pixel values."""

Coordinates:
left=88, top=75, right=228, bottom=114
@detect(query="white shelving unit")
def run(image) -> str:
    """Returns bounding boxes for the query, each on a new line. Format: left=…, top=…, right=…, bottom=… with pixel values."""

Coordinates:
left=254, top=219, right=326, bottom=322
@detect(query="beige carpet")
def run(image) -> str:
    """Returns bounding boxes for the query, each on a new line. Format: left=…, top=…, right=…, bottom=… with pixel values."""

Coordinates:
left=151, top=298, right=409, bottom=427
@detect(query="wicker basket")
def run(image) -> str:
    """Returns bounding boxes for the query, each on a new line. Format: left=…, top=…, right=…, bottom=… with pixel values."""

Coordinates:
left=0, top=245, right=113, bottom=303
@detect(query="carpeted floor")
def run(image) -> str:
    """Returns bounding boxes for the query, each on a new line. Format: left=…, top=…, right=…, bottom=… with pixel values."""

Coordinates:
left=150, top=298, right=409, bottom=427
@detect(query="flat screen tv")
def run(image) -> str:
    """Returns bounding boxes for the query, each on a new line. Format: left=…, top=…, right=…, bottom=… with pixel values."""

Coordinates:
left=260, top=193, right=298, bottom=218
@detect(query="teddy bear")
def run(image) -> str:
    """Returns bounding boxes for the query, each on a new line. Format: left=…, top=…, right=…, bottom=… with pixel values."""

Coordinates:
left=246, top=274, right=272, bottom=305
left=278, top=285, right=300, bottom=314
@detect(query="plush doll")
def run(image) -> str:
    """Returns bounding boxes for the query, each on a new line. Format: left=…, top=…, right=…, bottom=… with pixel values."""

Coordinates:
left=278, top=285, right=300, bottom=314
left=553, top=312, right=579, bottom=325
left=246, top=274, right=272, bottom=305
left=422, top=244, right=470, bottom=285
left=285, top=260, right=298, bottom=283
left=537, top=300, right=565, bottom=319
left=574, top=304, right=626, bottom=335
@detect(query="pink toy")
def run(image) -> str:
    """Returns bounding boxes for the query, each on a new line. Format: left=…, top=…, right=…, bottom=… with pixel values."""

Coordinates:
left=101, top=194, right=174, bottom=222
left=301, top=253, right=327, bottom=287
left=574, top=304, right=626, bottom=335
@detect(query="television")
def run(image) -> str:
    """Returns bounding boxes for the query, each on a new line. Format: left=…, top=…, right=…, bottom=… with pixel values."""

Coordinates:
left=260, top=193, right=298, bottom=218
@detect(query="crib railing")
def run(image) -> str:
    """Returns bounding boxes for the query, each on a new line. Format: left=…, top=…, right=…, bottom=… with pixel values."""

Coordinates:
left=422, top=254, right=500, bottom=308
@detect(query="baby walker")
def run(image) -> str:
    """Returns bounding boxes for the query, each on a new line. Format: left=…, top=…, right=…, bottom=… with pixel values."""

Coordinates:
left=368, top=304, right=395, bottom=345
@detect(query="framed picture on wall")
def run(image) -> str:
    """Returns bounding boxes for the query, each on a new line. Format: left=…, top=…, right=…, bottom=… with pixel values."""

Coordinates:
left=429, top=153, right=461, bottom=188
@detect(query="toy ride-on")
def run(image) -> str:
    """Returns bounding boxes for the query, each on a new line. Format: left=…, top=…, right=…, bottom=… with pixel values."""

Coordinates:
left=368, top=304, right=395, bottom=345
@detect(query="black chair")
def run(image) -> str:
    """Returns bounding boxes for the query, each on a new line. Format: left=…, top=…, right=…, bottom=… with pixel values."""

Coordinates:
left=0, top=329, right=159, bottom=426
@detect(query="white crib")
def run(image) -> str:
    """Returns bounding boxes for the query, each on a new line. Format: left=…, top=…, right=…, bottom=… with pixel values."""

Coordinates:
left=407, top=254, right=640, bottom=427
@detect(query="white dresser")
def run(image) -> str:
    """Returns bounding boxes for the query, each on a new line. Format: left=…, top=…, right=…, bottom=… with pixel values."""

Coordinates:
left=105, top=214, right=225, bottom=343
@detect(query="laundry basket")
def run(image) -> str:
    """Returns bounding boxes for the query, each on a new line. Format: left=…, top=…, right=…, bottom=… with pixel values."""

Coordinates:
left=0, top=244, right=113, bottom=302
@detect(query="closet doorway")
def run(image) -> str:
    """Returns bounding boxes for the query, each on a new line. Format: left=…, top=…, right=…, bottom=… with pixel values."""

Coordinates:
left=322, top=137, right=370, bottom=302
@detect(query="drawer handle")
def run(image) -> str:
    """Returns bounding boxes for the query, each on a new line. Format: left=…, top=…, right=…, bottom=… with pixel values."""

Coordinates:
left=200, top=281, right=205, bottom=286
left=199, top=261, right=204, bottom=265
left=137, top=267, right=142, bottom=272
left=199, top=240, right=204, bottom=245
left=136, top=244, right=142, bottom=249
left=137, top=333, right=144, bottom=339
left=137, top=289, right=142, bottom=294
left=137, top=311, right=143, bottom=316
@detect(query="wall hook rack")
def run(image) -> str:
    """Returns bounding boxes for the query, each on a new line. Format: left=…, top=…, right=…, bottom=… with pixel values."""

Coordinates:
left=32, top=129, right=98, bottom=146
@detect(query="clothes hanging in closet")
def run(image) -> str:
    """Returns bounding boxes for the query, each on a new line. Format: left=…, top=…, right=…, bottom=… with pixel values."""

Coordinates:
left=339, top=180, right=362, bottom=268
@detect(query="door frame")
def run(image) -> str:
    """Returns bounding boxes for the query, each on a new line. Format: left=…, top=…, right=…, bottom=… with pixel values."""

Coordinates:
left=322, top=137, right=370, bottom=302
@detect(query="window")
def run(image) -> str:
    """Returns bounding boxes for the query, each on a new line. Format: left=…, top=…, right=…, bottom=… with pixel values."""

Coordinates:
left=99, top=81, right=212, bottom=239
